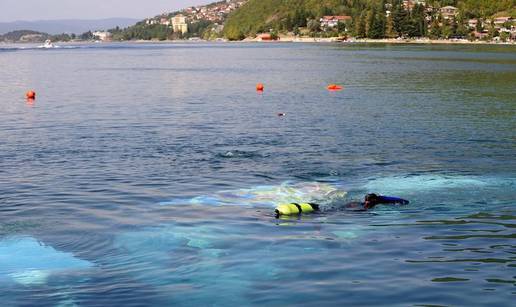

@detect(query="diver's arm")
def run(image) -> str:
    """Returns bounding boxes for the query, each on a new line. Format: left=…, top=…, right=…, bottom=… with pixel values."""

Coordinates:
left=377, top=196, right=409, bottom=205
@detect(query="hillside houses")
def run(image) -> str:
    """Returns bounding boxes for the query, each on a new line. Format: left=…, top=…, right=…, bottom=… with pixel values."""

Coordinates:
left=134, top=0, right=513, bottom=42
left=494, top=16, right=513, bottom=28
left=145, top=0, right=247, bottom=29
left=440, top=6, right=458, bottom=20
left=188, top=0, right=247, bottom=23
left=402, top=0, right=426, bottom=11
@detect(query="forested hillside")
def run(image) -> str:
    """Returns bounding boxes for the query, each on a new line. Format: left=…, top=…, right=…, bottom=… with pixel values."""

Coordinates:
left=223, top=0, right=516, bottom=40
left=0, top=30, right=77, bottom=42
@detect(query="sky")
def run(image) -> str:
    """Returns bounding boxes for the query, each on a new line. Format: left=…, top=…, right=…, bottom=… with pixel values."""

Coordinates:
left=0, top=0, right=213, bottom=22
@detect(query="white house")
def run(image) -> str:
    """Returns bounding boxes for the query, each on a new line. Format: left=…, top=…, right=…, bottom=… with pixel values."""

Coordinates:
left=320, top=16, right=352, bottom=28
left=440, top=6, right=458, bottom=20
left=92, top=31, right=112, bottom=41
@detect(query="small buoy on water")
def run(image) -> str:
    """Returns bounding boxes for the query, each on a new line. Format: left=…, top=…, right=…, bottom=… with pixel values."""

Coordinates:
left=26, top=90, right=36, bottom=99
left=256, top=83, right=264, bottom=92
left=277, top=112, right=286, bottom=117
left=327, top=84, right=343, bottom=91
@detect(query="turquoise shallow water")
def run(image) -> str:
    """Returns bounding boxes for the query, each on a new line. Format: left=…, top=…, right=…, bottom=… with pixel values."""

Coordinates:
left=0, top=42, right=515, bottom=306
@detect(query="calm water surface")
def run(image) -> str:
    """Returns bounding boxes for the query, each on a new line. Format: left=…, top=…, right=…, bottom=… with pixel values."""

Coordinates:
left=0, top=42, right=515, bottom=306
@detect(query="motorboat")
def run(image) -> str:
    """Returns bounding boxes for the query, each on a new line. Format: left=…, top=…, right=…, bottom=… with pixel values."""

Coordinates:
left=38, top=39, right=56, bottom=49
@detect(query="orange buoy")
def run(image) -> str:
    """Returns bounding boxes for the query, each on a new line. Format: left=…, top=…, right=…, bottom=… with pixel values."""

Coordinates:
left=327, top=84, right=343, bottom=91
left=256, top=83, right=264, bottom=91
left=26, top=90, right=36, bottom=99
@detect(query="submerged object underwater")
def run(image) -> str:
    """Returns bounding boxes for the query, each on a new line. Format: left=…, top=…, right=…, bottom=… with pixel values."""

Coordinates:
left=159, top=181, right=347, bottom=208
left=0, top=236, right=93, bottom=286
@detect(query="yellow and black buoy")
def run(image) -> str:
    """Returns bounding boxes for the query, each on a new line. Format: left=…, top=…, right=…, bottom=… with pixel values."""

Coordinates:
left=275, top=203, right=320, bottom=217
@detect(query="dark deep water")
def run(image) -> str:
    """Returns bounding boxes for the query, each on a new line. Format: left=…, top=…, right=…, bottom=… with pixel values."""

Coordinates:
left=0, top=42, right=515, bottom=306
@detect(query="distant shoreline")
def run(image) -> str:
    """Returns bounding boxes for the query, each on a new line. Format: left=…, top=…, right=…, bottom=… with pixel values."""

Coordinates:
left=3, top=37, right=515, bottom=46
left=116, top=37, right=516, bottom=46
left=107, top=38, right=516, bottom=46
left=259, top=36, right=516, bottom=45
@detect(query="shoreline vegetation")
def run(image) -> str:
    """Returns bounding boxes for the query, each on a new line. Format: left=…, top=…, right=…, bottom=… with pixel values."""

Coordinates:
left=1, top=1, right=515, bottom=46
left=245, top=35, right=516, bottom=44
left=3, top=37, right=515, bottom=46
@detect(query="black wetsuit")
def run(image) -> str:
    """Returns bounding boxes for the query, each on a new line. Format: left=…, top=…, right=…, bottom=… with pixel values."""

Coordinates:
left=344, top=196, right=409, bottom=211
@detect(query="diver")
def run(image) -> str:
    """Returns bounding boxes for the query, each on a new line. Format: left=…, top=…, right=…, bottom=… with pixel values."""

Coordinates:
left=343, top=193, right=409, bottom=211
left=275, top=193, right=409, bottom=217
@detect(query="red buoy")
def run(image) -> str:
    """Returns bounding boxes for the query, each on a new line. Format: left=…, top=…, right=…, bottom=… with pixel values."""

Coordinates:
left=327, top=84, right=343, bottom=91
left=256, top=83, right=264, bottom=92
left=26, top=90, right=36, bottom=99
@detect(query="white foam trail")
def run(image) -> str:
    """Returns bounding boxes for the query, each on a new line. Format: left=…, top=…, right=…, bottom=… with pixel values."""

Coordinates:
left=364, top=175, right=513, bottom=195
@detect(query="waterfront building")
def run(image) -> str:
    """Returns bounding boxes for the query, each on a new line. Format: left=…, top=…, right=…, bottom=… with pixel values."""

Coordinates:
left=92, top=31, right=112, bottom=41
left=440, top=6, right=458, bottom=20
left=402, top=0, right=426, bottom=11
left=257, top=33, right=274, bottom=41
left=468, top=19, right=478, bottom=29
left=320, top=16, right=352, bottom=28
left=494, top=16, right=513, bottom=30
left=160, top=17, right=170, bottom=26
left=172, top=15, right=188, bottom=34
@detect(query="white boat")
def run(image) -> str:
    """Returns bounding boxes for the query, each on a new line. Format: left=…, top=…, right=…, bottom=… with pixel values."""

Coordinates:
left=38, top=40, right=57, bottom=49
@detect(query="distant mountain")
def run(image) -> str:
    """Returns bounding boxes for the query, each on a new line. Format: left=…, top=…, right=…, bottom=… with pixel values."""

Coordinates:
left=0, top=18, right=139, bottom=35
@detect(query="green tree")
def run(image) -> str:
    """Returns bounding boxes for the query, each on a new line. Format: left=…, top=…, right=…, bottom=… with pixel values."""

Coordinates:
left=366, top=8, right=375, bottom=37
left=80, top=31, right=93, bottom=40
left=476, top=19, right=483, bottom=33
left=410, top=4, right=426, bottom=37
left=293, top=8, right=308, bottom=28
left=392, top=1, right=408, bottom=37
left=429, top=18, right=441, bottom=39
left=441, top=19, right=452, bottom=39
left=500, top=31, right=509, bottom=42
left=455, top=20, right=469, bottom=38
left=307, top=19, right=321, bottom=32
left=487, top=20, right=498, bottom=40
left=369, top=11, right=386, bottom=39
left=385, top=15, right=396, bottom=38
left=337, top=20, right=347, bottom=33
left=282, top=15, right=293, bottom=31
left=356, top=12, right=367, bottom=38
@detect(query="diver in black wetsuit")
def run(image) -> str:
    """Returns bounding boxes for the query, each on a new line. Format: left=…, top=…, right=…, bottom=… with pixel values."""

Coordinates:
left=274, top=193, right=409, bottom=217
left=343, top=193, right=409, bottom=211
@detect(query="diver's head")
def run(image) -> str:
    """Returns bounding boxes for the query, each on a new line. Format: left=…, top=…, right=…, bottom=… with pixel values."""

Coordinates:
left=364, top=193, right=379, bottom=209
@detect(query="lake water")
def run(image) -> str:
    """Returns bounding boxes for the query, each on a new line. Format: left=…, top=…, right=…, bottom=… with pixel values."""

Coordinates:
left=0, top=42, right=515, bottom=306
